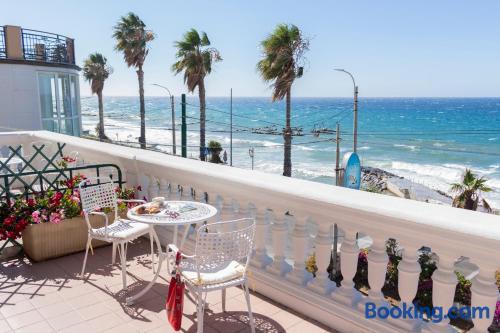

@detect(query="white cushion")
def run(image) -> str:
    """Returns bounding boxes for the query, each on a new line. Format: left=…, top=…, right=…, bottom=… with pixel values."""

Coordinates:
left=181, top=260, right=245, bottom=286
left=91, top=219, right=149, bottom=240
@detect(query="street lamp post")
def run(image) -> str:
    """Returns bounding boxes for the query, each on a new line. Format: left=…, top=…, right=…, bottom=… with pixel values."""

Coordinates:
left=152, top=83, right=176, bottom=155
left=248, top=147, right=254, bottom=170
left=334, top=69, right=358, bottom=153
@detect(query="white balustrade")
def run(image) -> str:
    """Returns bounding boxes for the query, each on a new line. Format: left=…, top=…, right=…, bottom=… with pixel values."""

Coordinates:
left=137, top=173, right=149, bottom=200
left=231, top=198, right=240, bottom=220
left=287, top=216, right=313, bottom=285
left=175, top=184, right=182, bottom=200
left=332, top=229, right=361, bottom=305
left=307, top=221, right=336, bottom=295
left=362, top=236, right=389, bottom=308
left=214, top=194, right=224, bottom=221
left=148, top=175, right=159, bottom=199
left=266, top=212, right=292, bottom=276
left=393, top=244, right=422, bottom=330
left=211, top=194, right=233, bottom=232
left=470, top=264, right=498, bottom=333
left=198, top=190, right=208, bottom=204
left=13, top=131, right=500, bottom=333
left=187, top=186, right=195, bottom=201
left=159, top=179, right=170, bottom=199
left=250, top=208, right=272, bottom=269
left=422, top=255, right=457, bottom=333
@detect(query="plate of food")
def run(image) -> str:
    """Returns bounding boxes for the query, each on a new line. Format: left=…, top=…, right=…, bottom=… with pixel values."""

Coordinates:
left=133, top=202, right=163, bottom=215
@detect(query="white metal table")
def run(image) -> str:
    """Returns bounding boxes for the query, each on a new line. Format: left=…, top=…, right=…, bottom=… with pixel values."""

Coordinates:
left=125, top=200, right=217, bottom=305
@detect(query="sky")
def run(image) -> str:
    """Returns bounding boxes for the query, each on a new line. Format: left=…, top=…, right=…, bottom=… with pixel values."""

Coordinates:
left=2, top=0, right=500, bottom=97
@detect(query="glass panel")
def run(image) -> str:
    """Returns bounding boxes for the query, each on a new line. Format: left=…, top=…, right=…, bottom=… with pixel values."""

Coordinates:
left=42, top=119, right=58, bottom=132
left=70, top=76, right=78, bottom=117
left=62, top=119, right=73, bottom=135
left=57, top=74, right=72, bottom=118
left=38, top=74, right=57, bottom=119
left=72, top=118, right=80, bottom=136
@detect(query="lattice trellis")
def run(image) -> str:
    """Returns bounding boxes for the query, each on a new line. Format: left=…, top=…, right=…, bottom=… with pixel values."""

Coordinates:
left=0, top=143, right=124, bottom=203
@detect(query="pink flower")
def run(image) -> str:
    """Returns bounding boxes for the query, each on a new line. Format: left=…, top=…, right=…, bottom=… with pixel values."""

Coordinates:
left=71, top=195, right=80, bottom=204
left=3, top=216, right=14, bottom=226
left=49, top=212, right=62, bottom=224
left=31, top=210, right=41, bottom=224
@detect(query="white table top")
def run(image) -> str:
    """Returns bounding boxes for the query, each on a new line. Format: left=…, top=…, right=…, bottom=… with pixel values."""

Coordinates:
left=127, top=200, right=217, bottom=226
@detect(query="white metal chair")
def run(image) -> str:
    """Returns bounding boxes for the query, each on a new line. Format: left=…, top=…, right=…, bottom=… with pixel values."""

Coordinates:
left=78, top=177, right=155, bottom=290
left=168, top=218, right=256, bottom=333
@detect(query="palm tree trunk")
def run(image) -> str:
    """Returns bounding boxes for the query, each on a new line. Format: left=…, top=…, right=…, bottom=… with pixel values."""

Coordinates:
left=97, top=90, right=105, bottom=141
left=199, top=79, right=206, bottom=161
left=464, top=195, right=476, bottom=211
left=137, top=65, right=146, bottom=149
left=283, top=88, right=292, bottom=177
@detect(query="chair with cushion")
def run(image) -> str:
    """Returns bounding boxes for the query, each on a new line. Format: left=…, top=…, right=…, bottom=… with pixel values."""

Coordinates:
left=168, top=218, right=256, bottom=333
left=78, top=177, right=155, bottom=290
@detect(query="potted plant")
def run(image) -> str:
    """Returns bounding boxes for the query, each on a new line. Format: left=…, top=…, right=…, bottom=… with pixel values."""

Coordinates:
left=208, top=140, right=223, bottom=164
left=0, top=199, right=31, bottom=243
left=8, top=175, right=140, bottom=262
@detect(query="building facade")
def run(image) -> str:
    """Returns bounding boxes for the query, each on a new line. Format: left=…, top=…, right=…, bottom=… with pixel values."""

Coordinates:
left=0, top=25, right=81, bottom=136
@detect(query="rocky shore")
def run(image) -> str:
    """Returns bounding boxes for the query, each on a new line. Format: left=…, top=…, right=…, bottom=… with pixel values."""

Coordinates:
left=361, top=166, right=453, bottom=205
left=361, top=166, right=398, bottom=193
left=361, top=166, right=498, bottom=214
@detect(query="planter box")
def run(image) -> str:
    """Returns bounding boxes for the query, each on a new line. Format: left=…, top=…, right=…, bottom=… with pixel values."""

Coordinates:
left=22, top=213, right=117, bottom=262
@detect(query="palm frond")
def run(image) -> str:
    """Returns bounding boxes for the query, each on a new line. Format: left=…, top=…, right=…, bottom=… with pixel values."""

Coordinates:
left=462, top=169, right=475, bottom=187
left=473, top=177, right=492, bottom=192
left=450, top=182, right=465, bottom=193
left=201, top=32, right=210, bottom=46
left=82, top=52, right=113, bottom=94
left=172, top=29, right=221, bottom=92
left=482, top=198, right=492, bottom=213
left=257, top=23, right=309, bottom=102
left=452, top=168, right=494, bottom=212
left=113, top=12, right=154, bottom=68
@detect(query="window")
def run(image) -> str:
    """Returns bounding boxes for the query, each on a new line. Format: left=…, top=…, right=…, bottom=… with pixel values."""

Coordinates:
left=38, top=72, right=81, bottom=136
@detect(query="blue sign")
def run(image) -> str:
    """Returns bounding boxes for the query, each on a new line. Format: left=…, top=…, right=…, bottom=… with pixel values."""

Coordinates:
left=342, top=152, right=361, bottom=189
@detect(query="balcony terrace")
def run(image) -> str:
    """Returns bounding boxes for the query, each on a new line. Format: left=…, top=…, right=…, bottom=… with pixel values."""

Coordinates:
left=0, top=131, right=499, bottom=332
left=0, top=25, right=76, bottom=68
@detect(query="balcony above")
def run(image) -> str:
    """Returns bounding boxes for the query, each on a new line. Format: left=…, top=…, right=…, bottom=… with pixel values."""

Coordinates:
left=0, top=25, right=78, bottom=69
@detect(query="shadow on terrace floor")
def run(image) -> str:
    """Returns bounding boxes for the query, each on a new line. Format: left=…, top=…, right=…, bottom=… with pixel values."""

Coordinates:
left=0, top=238, right=332, bottom=332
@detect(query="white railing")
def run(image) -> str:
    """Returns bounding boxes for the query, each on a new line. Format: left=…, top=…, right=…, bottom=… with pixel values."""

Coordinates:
left=3, top=131, right=500, bottom=333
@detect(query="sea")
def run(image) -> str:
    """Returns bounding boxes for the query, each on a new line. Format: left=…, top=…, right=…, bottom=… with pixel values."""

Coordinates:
left=81, top=97, right=500, bottom=209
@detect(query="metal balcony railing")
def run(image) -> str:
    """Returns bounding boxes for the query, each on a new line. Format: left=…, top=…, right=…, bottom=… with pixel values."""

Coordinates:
left=21, top=29, right=75, bottom=64
left=0, top=27, right=6, bottom=59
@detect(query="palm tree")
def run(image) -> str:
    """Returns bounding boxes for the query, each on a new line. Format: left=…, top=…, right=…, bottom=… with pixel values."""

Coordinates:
left=172, top=29, right=222, bottom=160
left=113, top=13, right=154, bottom=149
left=451, top=169, right=492, bottom=212
left=257, top=24, right=309, bottom=177
left=82, top=53, right=112, bottom=141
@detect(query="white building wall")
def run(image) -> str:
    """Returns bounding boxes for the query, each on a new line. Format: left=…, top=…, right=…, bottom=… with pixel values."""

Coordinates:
left=0, top=63, right=80, bottom=132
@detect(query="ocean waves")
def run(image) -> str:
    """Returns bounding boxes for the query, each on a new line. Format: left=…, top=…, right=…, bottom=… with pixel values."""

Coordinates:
left=81, top=96, right=500, bottom=209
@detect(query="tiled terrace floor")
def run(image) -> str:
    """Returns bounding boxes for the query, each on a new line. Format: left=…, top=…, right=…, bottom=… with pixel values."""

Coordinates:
left=0, top=239, right=333, bottom=332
